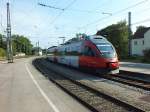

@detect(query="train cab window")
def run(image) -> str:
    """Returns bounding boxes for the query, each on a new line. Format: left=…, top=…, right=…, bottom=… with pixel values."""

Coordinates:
left=84, top=47, right=95, bottom=57
left=97, top=44, right=116, bottom=58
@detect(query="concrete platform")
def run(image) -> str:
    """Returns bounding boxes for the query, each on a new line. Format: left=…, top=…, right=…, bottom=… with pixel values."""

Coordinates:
left=120, top=62, right=150, bottom=75
left=0, top=58, right=90, bottom=112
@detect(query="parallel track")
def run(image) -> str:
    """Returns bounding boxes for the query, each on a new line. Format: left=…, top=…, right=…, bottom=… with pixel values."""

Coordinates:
left=101, top=73, right=150, bottom=91
left=33, top=58, right=145, bottom=112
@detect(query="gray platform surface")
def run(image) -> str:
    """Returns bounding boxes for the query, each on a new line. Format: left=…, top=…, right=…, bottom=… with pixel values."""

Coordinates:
left=0, top=58, right=90, bottom=112
left=120, top=62, right=150, bottom=74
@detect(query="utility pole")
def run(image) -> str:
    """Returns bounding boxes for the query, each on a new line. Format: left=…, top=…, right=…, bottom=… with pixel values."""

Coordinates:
left=6, top=2, right=13, bottom=63
left=128, top=12, right=132, bottom=56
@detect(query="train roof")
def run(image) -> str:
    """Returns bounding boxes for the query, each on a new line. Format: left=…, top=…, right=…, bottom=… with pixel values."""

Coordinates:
left=48, top=46, right=57, bottom=49
left=87, top=35, right=110, bottom=44
left=88, top=35, right=106, bottom=39
left=56, top=35, right=110, bottom=48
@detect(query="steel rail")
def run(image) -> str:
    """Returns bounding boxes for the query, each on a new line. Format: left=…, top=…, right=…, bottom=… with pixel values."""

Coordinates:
left=33, top=58, right=145, bottom=112
left=101, top=73, right=150, bottom=91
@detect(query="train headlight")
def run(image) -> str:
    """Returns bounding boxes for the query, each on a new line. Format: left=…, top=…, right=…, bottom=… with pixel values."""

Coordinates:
left=109, top=62, right=119, bottom=69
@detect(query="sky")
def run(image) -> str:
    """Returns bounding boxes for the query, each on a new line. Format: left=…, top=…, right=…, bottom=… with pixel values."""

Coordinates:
left=0, top=0, right=150, bottom=48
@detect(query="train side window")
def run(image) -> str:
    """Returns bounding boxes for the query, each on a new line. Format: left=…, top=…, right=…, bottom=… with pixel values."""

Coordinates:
left=84, top=47, right=95, bottom=57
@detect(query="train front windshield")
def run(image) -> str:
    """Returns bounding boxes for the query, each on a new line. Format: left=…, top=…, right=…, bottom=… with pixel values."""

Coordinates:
left=97, top=44, right=116, bottom=58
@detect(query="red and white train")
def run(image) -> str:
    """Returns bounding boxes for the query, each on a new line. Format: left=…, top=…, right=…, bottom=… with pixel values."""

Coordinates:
left=47, top=35, right=119, bottom=74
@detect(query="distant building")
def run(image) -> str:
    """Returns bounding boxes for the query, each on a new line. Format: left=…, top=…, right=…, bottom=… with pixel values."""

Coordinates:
left=32, top=47, right=43, bottom=56
left=131, top=27, right=150, bottom=56
left=15, top=52, right=26, bottom=57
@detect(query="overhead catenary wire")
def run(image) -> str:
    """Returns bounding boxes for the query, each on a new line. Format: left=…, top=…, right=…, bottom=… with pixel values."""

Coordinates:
left=64, top=0, right=111, bottom=14
left=65, top=8, right=102, bottom=13
left=95, top=18, right=150, bottom=33
left=132, top=18, right=150, bottom=25
left=79, top=0, right=149, bottom=29
left=38, top=3, right=64, bottom=11
left=113, top=0, right=149, bottom=15
left=68, top=0, right=111, bottom=14
left=37, top=0, right=150, bottom=37
left=50, top=0, right=77, bottom=24
left=101, top=6, right=150, bottom=25
left=38, top=0, right=111, bottom=14
left=93, top=5, right=150, bottom=33
left=41, top=17, right=150, bottom=42
left=63, top=0, right=77, bottom=10
left=39, top=0, right=77, bottom=26
left=47, top=17, right=150, bottom=45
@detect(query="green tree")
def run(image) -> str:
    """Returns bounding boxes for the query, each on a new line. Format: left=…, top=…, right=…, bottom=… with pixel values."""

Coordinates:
left=0, top=34, right=2, bottom=48
left=96, top=21, right=129, bottom=58
left=136, top=26, right=147, bottom=31
left=0, top=34, right=6, bottom=49
left=0, top=34, right=6, bottom=57
left=12, top=35, right=33, bottom=55
left=0, top=48, right=6, bottom=57
left=0, top=33, right=33, bottom=57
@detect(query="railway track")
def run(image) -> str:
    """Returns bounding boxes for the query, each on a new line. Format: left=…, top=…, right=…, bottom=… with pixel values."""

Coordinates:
left=101, top=73, right=150, bottom=91
left=33, top=58, right=145, bottom=112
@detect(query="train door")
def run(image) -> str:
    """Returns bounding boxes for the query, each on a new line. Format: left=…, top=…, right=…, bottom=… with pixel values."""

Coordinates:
left=79, top=46, right=99, bottom=68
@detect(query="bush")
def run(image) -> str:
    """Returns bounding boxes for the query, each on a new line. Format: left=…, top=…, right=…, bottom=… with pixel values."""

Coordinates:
left=0, top=48, right=6, bottom=57
left=143, top=49, right=150, bottom=62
